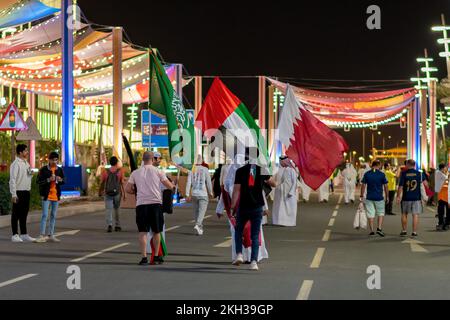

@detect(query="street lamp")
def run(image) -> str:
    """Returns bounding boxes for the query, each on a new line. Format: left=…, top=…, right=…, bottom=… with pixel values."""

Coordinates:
left=432, top=14, right=450, bottom=77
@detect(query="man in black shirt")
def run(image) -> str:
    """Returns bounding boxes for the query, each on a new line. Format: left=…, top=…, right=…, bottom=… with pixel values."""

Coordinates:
left=231, top=153, right=275, bottom=271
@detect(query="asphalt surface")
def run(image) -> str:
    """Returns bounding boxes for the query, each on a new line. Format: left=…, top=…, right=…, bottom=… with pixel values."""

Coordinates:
left=1, top=190, right=450, bottom=300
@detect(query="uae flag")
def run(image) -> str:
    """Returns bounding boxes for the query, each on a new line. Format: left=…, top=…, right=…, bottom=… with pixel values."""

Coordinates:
left=196, top=77, right=269, bottom=167
left=148, top=51, right=195, bottom=168
left=278, top=85, right=348, bottom=190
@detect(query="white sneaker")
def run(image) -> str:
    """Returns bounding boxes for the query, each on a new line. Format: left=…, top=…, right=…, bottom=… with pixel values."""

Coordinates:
left=198, top=226, right=204, bottom=236
left=47, top=236, right=60, bottom=243
left=232, top=253, right=244, bottom=266
left=11, top=234, right=23, bottom=242
left=20, top=234, right=36, bottom=242
left=249, top=261, right=259, bottom=271
left=34, top=235, right=47, bottom=243
left=194, top=225, right=201, bottom=235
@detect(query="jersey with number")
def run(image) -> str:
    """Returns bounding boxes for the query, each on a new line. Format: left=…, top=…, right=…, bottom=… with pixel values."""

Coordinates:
left=399, top=169, right=424, bottom=201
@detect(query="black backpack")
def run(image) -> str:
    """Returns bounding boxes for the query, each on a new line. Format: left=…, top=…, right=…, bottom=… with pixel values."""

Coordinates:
left=105, top=169, right=121, bottom=196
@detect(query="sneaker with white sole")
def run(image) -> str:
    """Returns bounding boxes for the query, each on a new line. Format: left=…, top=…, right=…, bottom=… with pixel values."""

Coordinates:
left=34, top=235, right=47, bottom=243
left=194, top=225, right=201, bottom=236
left=249, top=261, right=259, bottom=271
left=232, top=253, right=244, bottom=266
left=20, top=234, right=36, bottom=242
left=47, top=236, right=60, bottom=243
left=11, top=234, right=23, bottom=242
left=198, top=226, right=204, bottom=236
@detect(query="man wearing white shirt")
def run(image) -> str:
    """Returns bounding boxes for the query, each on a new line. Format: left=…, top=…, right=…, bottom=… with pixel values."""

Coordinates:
left=9, top=144, right=35, bottom=243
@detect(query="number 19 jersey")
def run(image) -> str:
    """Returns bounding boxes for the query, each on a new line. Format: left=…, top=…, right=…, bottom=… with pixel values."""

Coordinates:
left=399, top=169, right=425, bottom=201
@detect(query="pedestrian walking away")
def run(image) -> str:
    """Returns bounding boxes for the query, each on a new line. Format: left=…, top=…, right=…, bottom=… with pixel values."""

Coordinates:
left=435, top=163, right=449, bottom=231
left=99, top=156, right=126, bottom=232
left=126, top=151, right=174, bottom=265
left=186, top=155, right=213, bottom=236
left=397, top=159, right=429, bottom=237
left=230, top=149, right=276, bottom=271
left=360, top=160, right=389, bottom=237
left=383, top=162, right=397, bottom=215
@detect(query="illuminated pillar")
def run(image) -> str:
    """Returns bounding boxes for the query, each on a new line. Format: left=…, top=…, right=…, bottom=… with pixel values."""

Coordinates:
left=258, top=76, right=266, bottom=132
left=112, top=27, right=123, bottom=159
left=407, top=103, right=413, bottom=160
left=27, top=92, right=36, bottom=168
left=61, top=0, right=74, bottom=166
left=194, top=76, right=202, bottom=117
left=429, top=79, right=437, bottom=168
left=174, top=64, right=183, bottom=97
left=410, top=98, right=421, bottom=168
left=419, top=89, right=428, bottom=169
left=194, top=76, right=202, bottom=157
left=268, top=85, right=275, bottom=163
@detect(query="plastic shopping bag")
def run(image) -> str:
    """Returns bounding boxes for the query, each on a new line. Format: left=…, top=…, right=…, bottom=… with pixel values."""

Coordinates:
left=353, top=202, right=367, bottom=230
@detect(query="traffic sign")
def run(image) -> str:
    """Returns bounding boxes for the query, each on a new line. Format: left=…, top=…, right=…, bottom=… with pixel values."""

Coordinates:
left=0, top=102, right=27, bottom=131
left=16, top=117, right=43, bottom=141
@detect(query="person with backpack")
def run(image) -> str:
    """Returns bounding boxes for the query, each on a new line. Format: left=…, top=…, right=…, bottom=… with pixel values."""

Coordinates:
left=99, top=156, right=125, bottom=232
left=35, top=152, right=65, bottom=243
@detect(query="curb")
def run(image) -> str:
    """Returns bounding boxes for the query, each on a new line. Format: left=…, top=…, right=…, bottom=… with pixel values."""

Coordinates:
left=0, top=202, right=105, bottom=229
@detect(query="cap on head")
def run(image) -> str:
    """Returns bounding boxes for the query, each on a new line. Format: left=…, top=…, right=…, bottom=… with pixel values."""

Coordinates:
left=153, top=152, right=161, bottom=158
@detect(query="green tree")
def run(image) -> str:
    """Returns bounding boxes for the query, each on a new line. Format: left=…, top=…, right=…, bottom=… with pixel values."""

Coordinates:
left=0, top=132, right=11, bottom=164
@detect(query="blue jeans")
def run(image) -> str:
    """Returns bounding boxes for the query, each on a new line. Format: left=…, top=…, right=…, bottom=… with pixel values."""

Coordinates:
left=234, top=206, right=263, bottom=262
left=40, top=200, right=59, bottom=236
left=105, top=194, right=121, bottom=227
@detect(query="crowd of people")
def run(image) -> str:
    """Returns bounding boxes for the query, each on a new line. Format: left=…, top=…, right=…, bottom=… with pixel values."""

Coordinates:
left=8, top=142, right=449, bottom=271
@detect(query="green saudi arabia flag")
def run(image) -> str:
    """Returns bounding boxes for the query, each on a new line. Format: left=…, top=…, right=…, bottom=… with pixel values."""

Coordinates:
left=148, top=51, right=195, bottom=169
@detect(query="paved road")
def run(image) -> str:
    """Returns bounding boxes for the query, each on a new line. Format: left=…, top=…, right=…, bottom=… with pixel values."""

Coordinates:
left=1, top=191, right=450, bottom=300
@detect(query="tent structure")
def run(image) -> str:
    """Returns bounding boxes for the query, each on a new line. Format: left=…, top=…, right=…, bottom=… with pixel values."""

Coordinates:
left=267, top=78, right=417, bottom=127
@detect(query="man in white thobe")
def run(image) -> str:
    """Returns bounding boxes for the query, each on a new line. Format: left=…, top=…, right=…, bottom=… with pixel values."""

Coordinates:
left=272, top=157, right=298, bottom=226
left=318, top=178, right=330, bottom=203
left=299, top=176, right=311, bottom=202
left=341, top=163, right=357, bottom=204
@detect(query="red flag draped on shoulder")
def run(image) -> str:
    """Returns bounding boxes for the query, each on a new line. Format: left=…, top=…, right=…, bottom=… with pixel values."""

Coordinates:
left=278, top=85, right=348, bottom=190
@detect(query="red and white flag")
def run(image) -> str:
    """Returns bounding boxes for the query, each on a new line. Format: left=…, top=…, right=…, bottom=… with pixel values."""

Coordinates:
left=278, top=85, right=348, bottom=190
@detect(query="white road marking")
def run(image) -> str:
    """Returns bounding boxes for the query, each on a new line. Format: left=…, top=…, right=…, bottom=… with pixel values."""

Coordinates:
left=322, top=230, right=331, bottom=242
left=335, top=205, right=340, bottom=210
left=296, top=280, right=314, bottom=300
left=310, top=248, right=325, bottom=268
left=402, top=239, right=429, bottom=253
left=54, top=229, right=80, bottom=237
left=165, top=226, right=181, bottom=232
left=427, top=207, right=435, bottom=213
left=328, top=218, right=335, bottom=227
left=338, top=194, right=343, bottom=204
left=71, top=242, right=130, bottom=262
left=332, top=210, right=338, bottom=217
left=0, top=274, right=38, bottom=288
left=214, top=237, right=233, bottom=248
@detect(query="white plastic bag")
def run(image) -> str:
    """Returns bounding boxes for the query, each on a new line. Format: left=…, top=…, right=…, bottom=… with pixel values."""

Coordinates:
left=353, top=202, right=367, bottom=230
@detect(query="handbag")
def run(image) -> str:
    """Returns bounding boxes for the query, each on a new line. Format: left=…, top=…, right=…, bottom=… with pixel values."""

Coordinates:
left=353, top=202, right=367, bottom=230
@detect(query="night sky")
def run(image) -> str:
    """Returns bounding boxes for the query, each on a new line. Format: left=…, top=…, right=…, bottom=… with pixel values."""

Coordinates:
left=77, top=0, right=450, bottom=160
